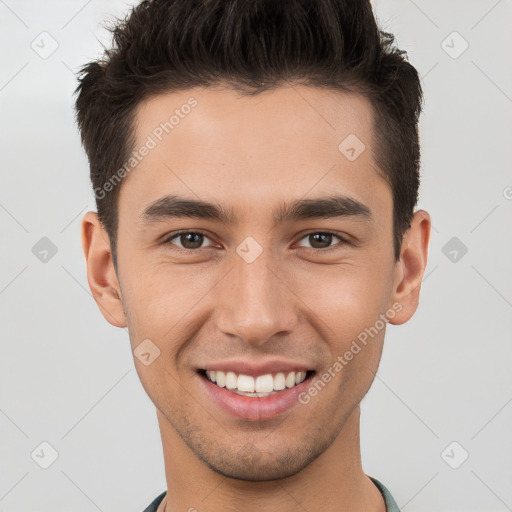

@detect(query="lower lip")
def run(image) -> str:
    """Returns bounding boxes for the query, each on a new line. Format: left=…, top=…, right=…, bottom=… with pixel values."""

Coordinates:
left=198, top=371, right=315, bottom=421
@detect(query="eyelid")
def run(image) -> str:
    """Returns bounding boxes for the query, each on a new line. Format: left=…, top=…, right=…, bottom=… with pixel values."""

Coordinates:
left=294, top=230, right=349, bottom=251
left=162, top=229, right=350, bottom=252
left=162, top=229, right=217, bottom=250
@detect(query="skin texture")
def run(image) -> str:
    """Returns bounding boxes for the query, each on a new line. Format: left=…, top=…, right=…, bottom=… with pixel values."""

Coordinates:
left=81, top=84, right=431, bottom=512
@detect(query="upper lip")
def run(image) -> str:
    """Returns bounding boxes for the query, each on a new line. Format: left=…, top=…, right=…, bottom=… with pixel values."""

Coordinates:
left=199, top=359, right=315, bottom=377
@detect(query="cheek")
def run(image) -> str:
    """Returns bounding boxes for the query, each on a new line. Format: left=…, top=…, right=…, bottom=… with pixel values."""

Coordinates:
left=121, top=263, right=217, bottom=346
left=292, top=262, right=390, bottom=334
left=121, top=247, right=393, bottom=356
left=290, top=262, right=391, bottom=387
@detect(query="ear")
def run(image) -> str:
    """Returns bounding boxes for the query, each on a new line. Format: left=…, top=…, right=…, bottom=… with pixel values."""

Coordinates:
left=388, top=209, right=431, bottom=325
left=81, top=211, right=127, bottom=328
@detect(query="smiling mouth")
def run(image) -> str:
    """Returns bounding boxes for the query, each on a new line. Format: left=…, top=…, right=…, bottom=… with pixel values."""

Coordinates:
left=197, top=369, right=316, bottom=397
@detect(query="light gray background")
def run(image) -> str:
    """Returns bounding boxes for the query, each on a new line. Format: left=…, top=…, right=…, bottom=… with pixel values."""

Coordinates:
left=1, top=1, right=511, bottom=511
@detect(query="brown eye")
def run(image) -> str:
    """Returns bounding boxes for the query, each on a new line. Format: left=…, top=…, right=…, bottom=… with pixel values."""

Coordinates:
left=296, top=232, right=345, bottom=250
left=164, top=231, right=214, bottom=250
left=179, top=232, right=204, bottom=249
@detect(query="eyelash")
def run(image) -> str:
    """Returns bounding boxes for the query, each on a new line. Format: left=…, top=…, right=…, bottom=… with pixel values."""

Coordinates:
left=162, top=230, right=350, bottom=253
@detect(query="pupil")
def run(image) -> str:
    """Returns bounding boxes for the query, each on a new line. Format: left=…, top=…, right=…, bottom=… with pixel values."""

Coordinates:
left=182, top=233, right=203, bottom=249
left=311, top=233, right=331, bottom=249
left=179, top=233, right=332, bottom=250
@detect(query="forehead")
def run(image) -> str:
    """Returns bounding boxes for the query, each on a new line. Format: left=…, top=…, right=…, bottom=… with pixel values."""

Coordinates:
left=119, top=84, right=391, bottom=226
left=133, top=84, right=375, bottom=153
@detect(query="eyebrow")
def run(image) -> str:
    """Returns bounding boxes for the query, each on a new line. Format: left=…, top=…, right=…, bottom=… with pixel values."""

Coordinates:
left=139, top=194, right=373, bottom=227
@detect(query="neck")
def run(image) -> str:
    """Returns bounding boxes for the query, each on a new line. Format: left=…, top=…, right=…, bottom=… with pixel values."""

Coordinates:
left=156, top=406, right=385, bottom=512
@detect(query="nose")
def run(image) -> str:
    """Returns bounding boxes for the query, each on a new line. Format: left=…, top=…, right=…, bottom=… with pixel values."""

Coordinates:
left=214, top=244, right=299, bottom=347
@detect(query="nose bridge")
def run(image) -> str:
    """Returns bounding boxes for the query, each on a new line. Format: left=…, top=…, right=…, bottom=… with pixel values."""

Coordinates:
left=215, top=243, right=297, bottom=345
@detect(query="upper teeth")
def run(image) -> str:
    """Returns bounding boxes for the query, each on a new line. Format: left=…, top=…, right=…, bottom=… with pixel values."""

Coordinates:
left=205, top=370, right=308, bottom=393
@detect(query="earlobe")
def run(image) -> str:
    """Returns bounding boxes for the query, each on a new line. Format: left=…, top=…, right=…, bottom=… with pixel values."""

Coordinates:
left=81, top=211, right=127, bottom=328
left=388, top=209, right=431, bottom=325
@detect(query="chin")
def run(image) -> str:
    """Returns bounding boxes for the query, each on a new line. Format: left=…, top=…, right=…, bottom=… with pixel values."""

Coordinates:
left=194, top=436, right=328, bottom=482
left=204, top=457, right=307, bottom=482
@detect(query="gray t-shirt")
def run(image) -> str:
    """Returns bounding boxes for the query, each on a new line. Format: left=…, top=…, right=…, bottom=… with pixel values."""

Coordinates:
left=141, top=476, right=400, bottom=511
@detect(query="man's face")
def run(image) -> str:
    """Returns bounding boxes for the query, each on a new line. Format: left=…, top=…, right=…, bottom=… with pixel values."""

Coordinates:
left=105, top=85, right=403, bottom=480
